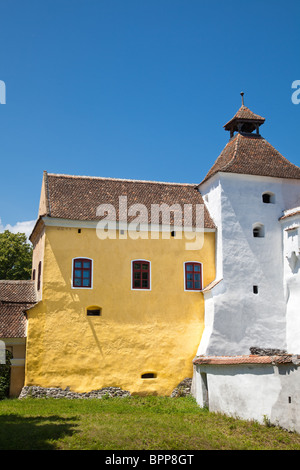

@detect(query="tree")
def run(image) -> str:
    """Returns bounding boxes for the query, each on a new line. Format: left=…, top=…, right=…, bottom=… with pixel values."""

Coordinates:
left=0, top=230, right=33, bottom=280
left=0, top=349, right=12, bottom=400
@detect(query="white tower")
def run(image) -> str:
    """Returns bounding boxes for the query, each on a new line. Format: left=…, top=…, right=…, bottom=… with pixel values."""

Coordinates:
left=197, top=95, right=300, bottom=356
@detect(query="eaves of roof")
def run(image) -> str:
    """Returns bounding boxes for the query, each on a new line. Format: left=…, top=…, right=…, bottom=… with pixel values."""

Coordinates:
left=193, top=354, right=300, bottom=366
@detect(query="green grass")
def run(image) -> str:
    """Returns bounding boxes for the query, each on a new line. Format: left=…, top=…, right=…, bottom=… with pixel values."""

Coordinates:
left=0, top=395, right=300, bottom=450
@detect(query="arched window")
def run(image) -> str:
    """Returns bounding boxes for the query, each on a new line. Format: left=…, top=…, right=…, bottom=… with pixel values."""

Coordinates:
left=72, top=258, right=93, bottom=288
left=132, top=260, right=151, bottom=290
left=262, top=192, right=275, bottom=204
left=253, top=224, right=265, bottom=238
left=184, top=262, right=202, bottom=291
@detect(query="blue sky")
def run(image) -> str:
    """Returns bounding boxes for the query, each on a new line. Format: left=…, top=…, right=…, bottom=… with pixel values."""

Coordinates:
left=0, top=0, right=299, bottom=236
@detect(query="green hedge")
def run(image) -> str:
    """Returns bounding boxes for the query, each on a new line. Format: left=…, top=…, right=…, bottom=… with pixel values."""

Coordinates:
left=0, top=350, right=12, bottom=400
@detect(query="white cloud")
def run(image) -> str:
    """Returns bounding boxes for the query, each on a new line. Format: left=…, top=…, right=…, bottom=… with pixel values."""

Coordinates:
left=0, top=218, right=36, bottom=240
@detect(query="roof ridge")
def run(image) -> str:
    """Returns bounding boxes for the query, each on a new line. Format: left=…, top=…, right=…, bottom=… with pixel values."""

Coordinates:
left=0, top=280, right=34, bottom=284
left=47, top=173, right=198, bottom=187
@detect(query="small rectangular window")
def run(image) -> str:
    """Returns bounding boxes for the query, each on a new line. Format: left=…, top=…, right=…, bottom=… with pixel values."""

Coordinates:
left=253, top=285, right=258, bottom=294
left=132, top=260, right=150, bottom=289
left=73, top=258, right=92, bottom=288
left=87, top=308, right=101, bottom=316
left=185, top=262, right=202, bottom=290
left=37, top=261, right=42, bottom=291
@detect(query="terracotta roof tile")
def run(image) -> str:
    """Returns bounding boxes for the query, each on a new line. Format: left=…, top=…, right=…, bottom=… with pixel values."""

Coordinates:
left=200, top=133, right=300, bottom=184
left=41, top=173, right=215, bottom=229
left=193, top=354, right=299, bottom=365
left=279, top=207, right=300, bottom=220
left=0, top=281, right=36, bottom=338
left=224, top=105, right=265, bottom=130
left=0, top=280, right=37, bottom=303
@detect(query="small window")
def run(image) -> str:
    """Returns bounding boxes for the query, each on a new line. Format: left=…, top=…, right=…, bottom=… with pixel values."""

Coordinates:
left=141, top=373, right=156, bottom=379
left=72, top=258, right=92, bottom=288
left=87, top=306, right=101, bottom=316
left=32, top=269, right=36, bottom=281
left=185, top=262, right=202, bottom=291
left=37, top=261, right=42, bottom=291
left=132, top=260, right=150, bottom=289
left=262, top=192, right=275, bottom=204
left=253, top=224, right=265, bottom=238
left=253, top=285, right=258, bottom=294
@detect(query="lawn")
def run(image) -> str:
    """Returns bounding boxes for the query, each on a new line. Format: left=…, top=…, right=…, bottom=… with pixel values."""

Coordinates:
left=0, top=395, right=300, bottom=451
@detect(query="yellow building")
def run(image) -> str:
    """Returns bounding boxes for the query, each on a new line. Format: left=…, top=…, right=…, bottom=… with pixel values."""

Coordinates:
left=25, top=171, right=216, bottom=395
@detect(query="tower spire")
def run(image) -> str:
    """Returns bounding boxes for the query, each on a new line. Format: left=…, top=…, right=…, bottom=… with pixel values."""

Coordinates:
left=223, top=96, right=265, bottom=138
left=240, top=92, right=244, bottom=106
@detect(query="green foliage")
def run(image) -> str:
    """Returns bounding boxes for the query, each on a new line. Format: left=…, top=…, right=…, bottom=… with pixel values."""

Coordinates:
left=0, top=349, right=12, bottom=400
left=0, top=230, right=32, bottom=280
left=1, top=396, right=300, bottom=450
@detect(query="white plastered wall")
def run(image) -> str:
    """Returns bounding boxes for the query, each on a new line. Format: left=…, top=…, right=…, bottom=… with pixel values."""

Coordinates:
left=281, top=211, right=300, bottom=353
left=198, top=173, right=300, bottom=356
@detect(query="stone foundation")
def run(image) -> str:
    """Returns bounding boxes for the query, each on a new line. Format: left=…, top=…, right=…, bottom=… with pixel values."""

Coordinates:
left=19, top=379, right=193, bottom=399
left=18, top=385, right=131, bottom=399
left=170, top=378, right=192, bottom=397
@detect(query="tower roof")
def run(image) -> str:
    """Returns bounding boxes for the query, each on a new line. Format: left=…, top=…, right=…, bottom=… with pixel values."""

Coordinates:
left=200, top=96, right=300, bottom=185
left=200, top=132, right=300, bottom=185
left=223, top=105, right=265, bottom=134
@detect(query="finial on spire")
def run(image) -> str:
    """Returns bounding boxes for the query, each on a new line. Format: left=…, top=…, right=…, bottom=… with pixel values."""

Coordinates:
left=240, top=92, right=244, bottom=106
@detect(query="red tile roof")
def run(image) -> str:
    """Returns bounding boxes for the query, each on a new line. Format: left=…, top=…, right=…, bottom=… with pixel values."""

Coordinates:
left=279, top=208, right=300, bottom=220
left=200, top=133, right=300, bottom=185
left=39, top=172, right=216, bottom=229
left=0, top=281, right=36, bottom=338
left=0, top=280, right=36, bottom=303
left=223, top=105, right=265, bottom=131
left=193, top=354, right=299, bottom=365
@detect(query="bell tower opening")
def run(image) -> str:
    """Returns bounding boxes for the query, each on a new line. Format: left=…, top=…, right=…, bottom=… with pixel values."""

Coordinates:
left=223, top=92, right=265, bottom=139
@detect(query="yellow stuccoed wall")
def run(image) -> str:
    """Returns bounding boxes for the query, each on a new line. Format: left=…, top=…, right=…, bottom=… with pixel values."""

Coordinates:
left=25, top=225, right=215, bottom=395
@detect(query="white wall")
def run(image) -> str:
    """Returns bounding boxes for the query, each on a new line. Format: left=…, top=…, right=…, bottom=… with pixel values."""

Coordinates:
left=198, top=173, right=300, bottom=356
left=193, top=362, right=300, bottom=433
left=281, top=212, right=300, bottom=353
